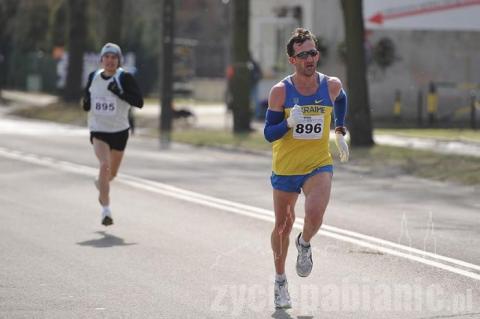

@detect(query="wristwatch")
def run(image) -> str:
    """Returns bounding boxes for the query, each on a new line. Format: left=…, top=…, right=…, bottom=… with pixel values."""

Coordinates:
left=335, top=126, right=347, bottom=136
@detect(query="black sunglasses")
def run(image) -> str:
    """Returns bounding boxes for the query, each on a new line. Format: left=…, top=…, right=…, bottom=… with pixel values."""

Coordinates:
left=294, top=49, right=318, bottom=59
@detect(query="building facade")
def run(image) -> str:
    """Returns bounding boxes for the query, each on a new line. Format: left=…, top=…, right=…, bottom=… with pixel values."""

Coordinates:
left=250, top=0, right=480, bottom=123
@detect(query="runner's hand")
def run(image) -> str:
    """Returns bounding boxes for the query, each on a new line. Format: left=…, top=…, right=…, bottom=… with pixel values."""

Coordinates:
left=82, top=97, right=90, bottom=111
left=108, top=79, right=122, bottom=96
left=335, top=132, right=349, bottom=162
left=287, top=104, right=303, bottom=128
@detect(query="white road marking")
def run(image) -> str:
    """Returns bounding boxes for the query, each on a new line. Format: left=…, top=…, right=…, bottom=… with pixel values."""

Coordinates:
left=1, top=146, right=479, bottom=281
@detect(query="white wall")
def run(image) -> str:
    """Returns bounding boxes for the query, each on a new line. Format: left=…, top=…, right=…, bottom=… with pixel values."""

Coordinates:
left=191, top=78, right=226, bottom=102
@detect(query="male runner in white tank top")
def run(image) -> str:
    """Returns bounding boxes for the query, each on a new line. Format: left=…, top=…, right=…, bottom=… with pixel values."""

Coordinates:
left=82, top=43, right=143, bottom=226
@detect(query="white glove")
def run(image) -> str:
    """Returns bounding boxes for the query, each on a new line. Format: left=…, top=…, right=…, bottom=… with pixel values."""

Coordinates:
left=335, top=133, right=349, bottom=162
left=287, top=104, right=303, bottom=128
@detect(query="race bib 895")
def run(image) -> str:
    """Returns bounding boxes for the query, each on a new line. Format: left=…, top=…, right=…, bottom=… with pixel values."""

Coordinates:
left=93, top=97, right=117, bottom=116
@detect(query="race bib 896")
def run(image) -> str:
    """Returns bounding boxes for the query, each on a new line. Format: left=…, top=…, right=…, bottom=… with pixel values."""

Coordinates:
left=293, top=115, right=324, bottom=139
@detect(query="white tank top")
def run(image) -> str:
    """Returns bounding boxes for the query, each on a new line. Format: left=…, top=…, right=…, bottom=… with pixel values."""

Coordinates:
left=88, top=68, right=131, bottom=132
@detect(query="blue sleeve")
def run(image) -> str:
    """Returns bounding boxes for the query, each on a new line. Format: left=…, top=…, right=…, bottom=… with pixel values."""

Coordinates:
left=264, top=109, right=289, bottom=143
left=334, top=89, right=347, bottom=127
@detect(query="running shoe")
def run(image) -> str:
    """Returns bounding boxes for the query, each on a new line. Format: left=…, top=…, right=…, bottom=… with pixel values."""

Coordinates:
left=295, top=232, right=313, bottom=277
left=101, top=210, right=114, bottom=226
left=274, top=279, right=292, bottom=309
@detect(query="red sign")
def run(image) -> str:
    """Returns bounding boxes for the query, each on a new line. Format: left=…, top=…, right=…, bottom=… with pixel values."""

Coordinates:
left=368, top=0, right=480, bottom=25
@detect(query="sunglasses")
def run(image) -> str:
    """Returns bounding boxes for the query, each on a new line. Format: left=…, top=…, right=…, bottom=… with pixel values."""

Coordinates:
left=294, top=49, right=319, bottom=59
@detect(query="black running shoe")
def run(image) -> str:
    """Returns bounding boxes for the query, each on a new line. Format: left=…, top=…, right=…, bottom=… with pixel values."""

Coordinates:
left=101, top=215, right=114, bottom=226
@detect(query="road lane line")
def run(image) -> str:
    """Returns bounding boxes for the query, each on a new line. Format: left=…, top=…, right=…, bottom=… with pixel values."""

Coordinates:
left=120, top=173, right=480, bottom=273
left=1, top=146, right=479, bottom=280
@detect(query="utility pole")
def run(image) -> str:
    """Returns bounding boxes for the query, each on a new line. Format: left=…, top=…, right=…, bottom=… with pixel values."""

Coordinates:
left=230, top=0, right=251, bottom=133
left=160, top=0, right=175, bottom=148
left=471, top=92, right=477, bottom=130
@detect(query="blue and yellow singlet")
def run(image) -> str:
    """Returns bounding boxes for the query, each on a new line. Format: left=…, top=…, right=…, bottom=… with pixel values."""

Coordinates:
left=272, top=72, right=333, bottom=175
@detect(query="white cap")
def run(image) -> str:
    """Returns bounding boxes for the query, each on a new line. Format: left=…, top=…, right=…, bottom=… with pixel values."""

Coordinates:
left=100, top=42, right=122, bottom=63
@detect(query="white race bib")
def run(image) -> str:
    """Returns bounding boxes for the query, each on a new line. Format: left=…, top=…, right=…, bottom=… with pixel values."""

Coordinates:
left=93, top=97, right=117, bottom=116
left=293, top=115, right=324, bottom=139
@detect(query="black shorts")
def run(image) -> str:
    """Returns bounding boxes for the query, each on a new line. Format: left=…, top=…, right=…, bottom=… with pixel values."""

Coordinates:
left=90, top=129, right=129, bottom=151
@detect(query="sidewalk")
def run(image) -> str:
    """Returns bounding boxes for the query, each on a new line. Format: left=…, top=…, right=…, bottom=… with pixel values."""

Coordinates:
left=140, top=100, right=480, bottom=157
left=2, top=90, right=480, bottom=157
left=139, top=101, right=236, bottom=130
left=374, top=134, right=480, bottom=158
left=138, top=100, right=267, bottom=131
left=1, top=90, right=58, bottom=107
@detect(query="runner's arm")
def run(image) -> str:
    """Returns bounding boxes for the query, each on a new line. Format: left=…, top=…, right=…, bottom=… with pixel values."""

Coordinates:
left=264, top=83, right=289, bottom=143
left=119, top=73, right=144, bottom=108
left=82, top=72, right=95, bottom=111
left=328, top=77, right=349, bottom=162
left=328, top=77, right=347, bottom=134
left=334, top=89, right=347, bottom=134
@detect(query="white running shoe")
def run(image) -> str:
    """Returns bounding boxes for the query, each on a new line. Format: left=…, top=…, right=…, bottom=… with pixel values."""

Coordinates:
left=295, top=233, right=313, bottom=277
left=274, top=279, right=292, bottom=309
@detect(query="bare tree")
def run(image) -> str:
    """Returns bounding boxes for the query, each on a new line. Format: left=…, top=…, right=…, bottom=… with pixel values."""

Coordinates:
left=0, top=0, right=18, bottom=100
left=50, top=0, right=67, bottom=48
left=341, top=0, right=374, bottom=146
left=105, top=0, right=124, bottom=44
left=63, top=0, right=87, bottom=103
left=0, top=0, right=19, bottom=101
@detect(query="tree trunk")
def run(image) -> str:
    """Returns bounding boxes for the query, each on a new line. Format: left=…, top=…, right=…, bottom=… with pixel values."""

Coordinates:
left=0, top=0, right=19, bottom=98
left=64, top=0, right=87, bottom=103
left=231, top=0, right=251, bottom=133
left=105, top=0, right=124, bottom=44
left=160, top=0, right=174, bottom=148
left=51, top=1, right=67, bottom=47
left=341, top=0, right=374, bottom=147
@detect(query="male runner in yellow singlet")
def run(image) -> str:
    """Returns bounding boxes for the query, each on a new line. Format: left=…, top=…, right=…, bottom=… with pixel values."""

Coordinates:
left=263, top=28, right=349, bottom=309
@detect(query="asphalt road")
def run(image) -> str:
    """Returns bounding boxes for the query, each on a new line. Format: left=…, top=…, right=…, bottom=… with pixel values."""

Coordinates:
left=1, top=115, right=479, bottom=318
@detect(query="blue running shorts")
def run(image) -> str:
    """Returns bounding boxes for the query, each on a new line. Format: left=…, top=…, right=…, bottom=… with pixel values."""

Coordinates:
left=271, top=165, right=333, bottom=193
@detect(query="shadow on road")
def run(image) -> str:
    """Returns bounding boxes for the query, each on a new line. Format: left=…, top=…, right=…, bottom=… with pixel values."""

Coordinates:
left=272, top=309, right=313, bottom=319
left=271, top=310, right=294, bottom=319
left=76, top=231, right=137, bottom=248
